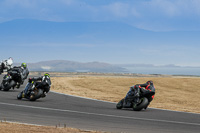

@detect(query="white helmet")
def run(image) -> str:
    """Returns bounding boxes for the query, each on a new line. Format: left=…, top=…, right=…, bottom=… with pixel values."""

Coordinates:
left=7, top=57, right=13, bottom=66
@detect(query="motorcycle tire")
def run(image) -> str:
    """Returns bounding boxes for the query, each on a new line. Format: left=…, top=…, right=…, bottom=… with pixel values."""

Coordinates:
left=30, top=95, right=36, bottom=101
left=133, top=97, right=149, bottom=111
left=3, top=80, right=16, bottom=91
left=17, top=92, right=23, bottom=100
left=30, top=89, right=43, bottom=101
left=116, top=99, right=124, bottom=109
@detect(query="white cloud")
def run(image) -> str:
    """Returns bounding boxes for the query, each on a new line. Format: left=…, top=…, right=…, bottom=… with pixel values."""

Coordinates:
left=1, top=0, right=73, bottom=8
left=146, top=0, right=200, bottom=17
left=0, top=0, right=76, bottom=23
left=41, top=66, right=51, bottom=70
left=145, top=0, right=181, bottom=17
left=18, top=42, right=96, bottom=48
left=1, top=0, right=200, bottom=31
left=2, top=0, right=36, bottom=8
left=105, top=2, right=130, bottom=18
left=60, top=0, right=73, bottom=6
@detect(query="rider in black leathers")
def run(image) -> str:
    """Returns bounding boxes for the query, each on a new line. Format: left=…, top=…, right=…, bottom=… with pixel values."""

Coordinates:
left=0, top=62, right=29, bottom=90
left=14, top=63, right=29, bottom=88
left=28, top=73, right=51, bottom=97
left=124, top=81, right=155, bottom=105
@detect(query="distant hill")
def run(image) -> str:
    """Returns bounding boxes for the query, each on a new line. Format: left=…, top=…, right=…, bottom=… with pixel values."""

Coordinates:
left=15, top=60, right=126, bottom=72
left=115, top=63, right=184, bottom=68
left=115, top=64, right=155, bottom=67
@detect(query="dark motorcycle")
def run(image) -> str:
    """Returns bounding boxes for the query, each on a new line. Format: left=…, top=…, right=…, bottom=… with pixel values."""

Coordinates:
left=0, top=63, right=5, bottom=74
left=0, top=70, right=21, bottom=91
left=116, top=89, right=154, bottom=111
left=17, top=81, right=44, bottom=101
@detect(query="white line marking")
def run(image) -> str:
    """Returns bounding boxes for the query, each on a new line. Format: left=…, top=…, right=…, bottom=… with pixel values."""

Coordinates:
left=4, top=121, right=45, bottom=127
left=50, top=91, right=200, bottom=115
left=0, top=102, right=200, bottom=126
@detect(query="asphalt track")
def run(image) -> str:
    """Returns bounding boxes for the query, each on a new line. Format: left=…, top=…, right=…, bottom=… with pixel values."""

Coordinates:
left=0, top=75, right=200, bottom=133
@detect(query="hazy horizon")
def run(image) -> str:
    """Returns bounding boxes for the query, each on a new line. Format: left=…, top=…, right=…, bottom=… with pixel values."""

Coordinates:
left=13, top=59, right=200, bottom=68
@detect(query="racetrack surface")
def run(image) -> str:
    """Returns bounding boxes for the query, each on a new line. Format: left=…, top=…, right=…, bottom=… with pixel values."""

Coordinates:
left=0, top=75, right=200, bottom=133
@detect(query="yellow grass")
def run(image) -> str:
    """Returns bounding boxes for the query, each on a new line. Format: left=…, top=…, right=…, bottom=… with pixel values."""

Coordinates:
left=51, top=76, right=200, bottom=113
left=0, top=122, right=101, bottom=133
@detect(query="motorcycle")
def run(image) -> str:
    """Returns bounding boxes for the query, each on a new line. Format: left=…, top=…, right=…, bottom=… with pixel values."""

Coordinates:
left=0, top=63, right=4, bottom=74
left=116, top=88, right=154, bottom=111
left=17, top=81, right=44, bottom=101
left=0, top=70, right=21, bottom=91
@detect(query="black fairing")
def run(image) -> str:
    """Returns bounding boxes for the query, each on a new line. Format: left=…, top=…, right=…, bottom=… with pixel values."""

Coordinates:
left=140, top=90, right=155, bottom=102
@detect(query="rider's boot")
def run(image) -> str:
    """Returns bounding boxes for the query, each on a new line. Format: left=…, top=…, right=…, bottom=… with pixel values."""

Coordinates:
left=22, top=91, right=25, bottom=98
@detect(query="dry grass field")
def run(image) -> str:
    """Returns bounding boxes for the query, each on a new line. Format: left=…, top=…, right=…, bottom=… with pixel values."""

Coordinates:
left=0, top=122, right=101, bottom=133
left=51, top=75, right=200, bottom=113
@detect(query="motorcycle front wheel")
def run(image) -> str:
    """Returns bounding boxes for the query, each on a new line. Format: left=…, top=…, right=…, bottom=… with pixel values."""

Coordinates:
left=17, top=92, right=23, bottom=100
left=133, top=97, right=149, bottom=111
left=116, top=98, right=124, bottom=109
left=3, top=80, right=16, bottom=91
left=30, top=89, right=43, bottom=101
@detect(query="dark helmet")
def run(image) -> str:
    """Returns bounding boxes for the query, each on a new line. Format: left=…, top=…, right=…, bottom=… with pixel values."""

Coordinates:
left=146, top=80, right=153, bottom=85
left=44, top=73, right=50, bottom=78
left=21, top=63, right=27, bottom=68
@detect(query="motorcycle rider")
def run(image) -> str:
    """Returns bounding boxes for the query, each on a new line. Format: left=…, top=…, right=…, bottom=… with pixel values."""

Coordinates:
left=0, top=57, right=13, bottom=74
left=13, top=63, right=29, bottom=88
left=20, top=63, right=29, bottom=81
left=28, top=73, right=51, bottom=97
left=124, top=81, right=155, bottom=106
left=0, top=61, right=29, bottom=90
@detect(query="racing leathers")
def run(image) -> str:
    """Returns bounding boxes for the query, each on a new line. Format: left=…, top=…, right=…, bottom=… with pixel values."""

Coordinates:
left=12, top=66, right=29, bottom=88
left=28, top=75, right=51, bottom=97
left=21, top=66, right=29, bottom=81
left=124, top=81, right=155, bottom=105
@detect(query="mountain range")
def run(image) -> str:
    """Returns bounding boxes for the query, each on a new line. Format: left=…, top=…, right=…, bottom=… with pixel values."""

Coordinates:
left=13, top=60, right=199, bottom=73
left=15, top=60, right=126, bottom=72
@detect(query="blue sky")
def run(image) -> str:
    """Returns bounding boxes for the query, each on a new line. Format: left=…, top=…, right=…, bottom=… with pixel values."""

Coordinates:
left=0, top=0, right=200, bottom=66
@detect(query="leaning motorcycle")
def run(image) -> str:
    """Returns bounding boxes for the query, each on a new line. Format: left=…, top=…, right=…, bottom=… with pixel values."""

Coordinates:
left=17, top=81, right=43, bottom=101
left=116, top=89, right=154, bottom=111
left=0, top=63, right=4, bottom=74
left=0, top=70, right=20, bottom=91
